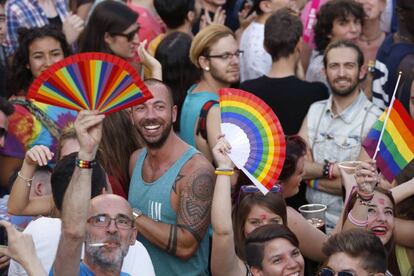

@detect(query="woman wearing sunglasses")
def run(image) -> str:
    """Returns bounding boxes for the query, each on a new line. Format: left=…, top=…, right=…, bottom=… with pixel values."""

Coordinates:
left=320, top=228, right=387, bottom=276
left=211, top=135, right=328, bottom=276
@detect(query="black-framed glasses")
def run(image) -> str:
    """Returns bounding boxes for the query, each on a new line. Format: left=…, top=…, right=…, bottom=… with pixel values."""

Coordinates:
left=237, top=184, right=282, bottom=205
left=0, top=127, right=7, bottom=139
left=205, top=50, right=244, bottom=61
left=319, top=267, right=356, bottom=276
left=87, top=214, right=135, bottom=230
left=110, top=28, right=140, bottom=42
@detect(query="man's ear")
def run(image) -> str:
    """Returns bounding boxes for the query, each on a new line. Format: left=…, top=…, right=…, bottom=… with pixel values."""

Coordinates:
left=296, top=37, right=303, bottom=54
left=359, top=64, right=368, bottom=81
left=34, top=182, right=44, bottom=197
left=130, top=227, right=138, bottom=245
left=172, top=105, right=178, bottom=123
left=187, top=10, right=195, bottom=24
left=250, top=266, right=263, bottom=276
left=198, top=55, right=210, bottom=72
left=259, top=0, right=270, bottom=13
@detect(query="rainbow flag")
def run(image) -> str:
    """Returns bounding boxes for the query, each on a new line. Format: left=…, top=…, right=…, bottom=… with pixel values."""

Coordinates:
left=363, top=99, right=414, bottom=182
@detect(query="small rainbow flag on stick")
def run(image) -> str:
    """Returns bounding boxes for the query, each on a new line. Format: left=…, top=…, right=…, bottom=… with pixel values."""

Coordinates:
left=363, top=73, right=414, bottom=182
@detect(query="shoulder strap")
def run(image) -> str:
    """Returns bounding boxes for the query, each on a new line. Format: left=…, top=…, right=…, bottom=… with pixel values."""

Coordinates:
left=10, top=97, right=61, bottom=139
left=196, top=100, right=219, bottom=141
left=360, top=103, right=376, bottom=138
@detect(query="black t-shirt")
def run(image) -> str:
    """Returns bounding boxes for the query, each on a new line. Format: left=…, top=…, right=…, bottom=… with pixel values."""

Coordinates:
left=241, top=75, right=329, bottom=210
left=240, top=75, right=329, bottom=135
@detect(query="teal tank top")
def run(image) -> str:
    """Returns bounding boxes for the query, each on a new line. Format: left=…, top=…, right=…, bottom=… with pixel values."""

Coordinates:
left=128, top=146, right=210, bottom=276
left=179, top=84, right=219, bottom=146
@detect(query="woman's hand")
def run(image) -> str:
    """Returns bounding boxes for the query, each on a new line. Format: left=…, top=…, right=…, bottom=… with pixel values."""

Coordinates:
left=24, top=145, right=54, bottom=167
left=354, top=160, right=378, bottom=196
left=137, top=40, right=162, bottom=80
left=212, top=134, right=234, bottom=169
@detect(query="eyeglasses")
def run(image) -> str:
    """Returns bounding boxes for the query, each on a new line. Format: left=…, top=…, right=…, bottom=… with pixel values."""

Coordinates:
left=319, top=267, right=356, bottom=276
left=110, top=28, right=140, bottom=42
left=205, top=50, right=244, bottom=61
left=0, top=127, right=7, bottom=139
left=87, top=214, right=135, bottom=230
left=237, top=184, right=282, bottom=205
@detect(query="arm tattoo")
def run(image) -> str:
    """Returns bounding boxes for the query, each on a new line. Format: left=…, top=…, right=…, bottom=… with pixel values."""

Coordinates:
left=177, top=168, right=214, bottom=242
left=167, top=224, right=177, bottom=254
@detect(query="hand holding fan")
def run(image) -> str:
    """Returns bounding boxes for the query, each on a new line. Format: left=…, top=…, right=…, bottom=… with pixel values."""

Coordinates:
left=28, top=52, right=152, bottom=114
left=219, top=88, right=286, bottom=194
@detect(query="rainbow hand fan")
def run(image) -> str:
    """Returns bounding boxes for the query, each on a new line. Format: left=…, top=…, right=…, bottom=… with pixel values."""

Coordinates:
left=219, top=88, right=285, bottom=194
left=28, top=52, right=152, bottom=114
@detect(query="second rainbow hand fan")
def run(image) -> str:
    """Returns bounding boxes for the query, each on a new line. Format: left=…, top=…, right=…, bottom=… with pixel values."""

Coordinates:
left=219, top=88, right=285, bottom=194
left=28, top=52, right=152, bottom=114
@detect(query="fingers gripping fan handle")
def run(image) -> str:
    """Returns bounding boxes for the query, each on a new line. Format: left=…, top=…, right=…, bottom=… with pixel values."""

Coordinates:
left=219, top=88, right=286, bottom=194
left=28, top=52, right=153, bottom=114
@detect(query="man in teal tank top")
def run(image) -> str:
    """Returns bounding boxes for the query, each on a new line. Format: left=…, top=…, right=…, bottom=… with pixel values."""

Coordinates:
left=129, top=79, right=215, bottom=275
left=179, top=24, right=241, bottom=163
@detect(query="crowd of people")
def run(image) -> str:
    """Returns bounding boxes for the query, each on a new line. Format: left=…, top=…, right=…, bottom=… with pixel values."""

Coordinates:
left=0, top=0, right=413, bottom=275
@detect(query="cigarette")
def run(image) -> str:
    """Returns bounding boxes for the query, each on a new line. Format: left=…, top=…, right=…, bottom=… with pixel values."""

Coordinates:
left=89, top=242, right=108, bottom=247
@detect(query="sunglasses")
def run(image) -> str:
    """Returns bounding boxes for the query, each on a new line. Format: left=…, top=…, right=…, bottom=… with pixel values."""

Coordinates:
left=110, top=28, right=140, bottom=42
left=0, top=127, right=7, bottom=138
left=237, top=184, right=282, bottom=205
left=319, top=267, right=355, bottom=276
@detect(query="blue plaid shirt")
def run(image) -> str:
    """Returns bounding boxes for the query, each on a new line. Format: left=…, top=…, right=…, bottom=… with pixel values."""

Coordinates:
left=5, top=0, right=69, bottom=56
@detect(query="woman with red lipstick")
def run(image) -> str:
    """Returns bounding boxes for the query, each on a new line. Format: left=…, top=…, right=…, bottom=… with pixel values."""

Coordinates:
left=342, top=161, right=414, bottom=275
left=342, top=75, right=414, bottom=275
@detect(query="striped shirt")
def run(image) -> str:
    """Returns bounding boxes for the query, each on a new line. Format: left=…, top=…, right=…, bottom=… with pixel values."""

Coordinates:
left=5, top=0, right=69, bottom=55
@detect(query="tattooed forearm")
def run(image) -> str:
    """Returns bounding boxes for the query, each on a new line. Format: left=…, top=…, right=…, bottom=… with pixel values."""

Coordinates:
left=177, top=168, right=214, bottom=242
left=167, top=224, right=177, bottom=254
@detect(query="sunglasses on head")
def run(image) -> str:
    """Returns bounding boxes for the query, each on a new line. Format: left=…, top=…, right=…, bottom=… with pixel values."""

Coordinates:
left=237, top=184, right=282, bottom=205
left=319, top=267, right=356, bottom=276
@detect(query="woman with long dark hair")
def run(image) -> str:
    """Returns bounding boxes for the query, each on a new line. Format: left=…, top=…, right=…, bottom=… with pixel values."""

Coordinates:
left=0, top=25, right=75, bottom=189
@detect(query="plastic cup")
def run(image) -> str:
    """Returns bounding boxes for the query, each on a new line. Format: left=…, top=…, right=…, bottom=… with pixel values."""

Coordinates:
left=338, top=160, right=377, bottom=196
left=337, top=161, right=362, bottom=174
left=298, top=204, right=327, bottom=233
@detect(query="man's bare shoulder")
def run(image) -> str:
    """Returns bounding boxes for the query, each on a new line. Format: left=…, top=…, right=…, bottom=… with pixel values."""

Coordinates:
left=129, top=148, right=145, bottom=176
left=181, top=152, right=215, bottom=174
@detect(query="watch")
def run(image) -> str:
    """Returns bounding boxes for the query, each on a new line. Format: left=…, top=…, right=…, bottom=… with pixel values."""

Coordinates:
left=133, top=208, right=143, bottom=220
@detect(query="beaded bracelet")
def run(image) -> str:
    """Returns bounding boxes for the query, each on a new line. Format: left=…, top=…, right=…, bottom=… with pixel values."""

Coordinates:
left=322, top=163, right=330, bottom=178
left=76, top=158, right=96, bottom=169
left=347, top=211, right=368, bottom=227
